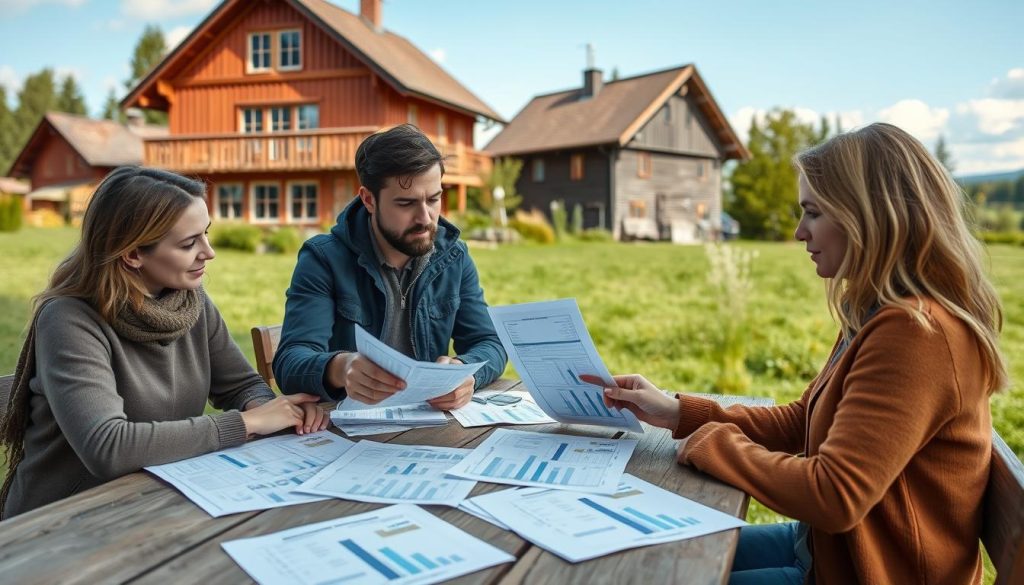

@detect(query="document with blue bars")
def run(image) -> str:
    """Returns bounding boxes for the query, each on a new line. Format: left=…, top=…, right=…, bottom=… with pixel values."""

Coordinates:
left=488, top=299, right=643, bottom=432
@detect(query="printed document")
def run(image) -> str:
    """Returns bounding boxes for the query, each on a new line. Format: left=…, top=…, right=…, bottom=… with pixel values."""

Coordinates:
left=222, top=504, right=514, bottom=585
left=450, top=389, right=555, bottom=428
left=488, top=299, right=642, bottom=432
left=469, top=473, right=747, bottom=562
left=146, top=432, right=353, bottom=517
left=296, top=441, right=477, bottom=507
left=340, top=325, right=484, bottom=411
left=444, top=428, right=636, bottom=494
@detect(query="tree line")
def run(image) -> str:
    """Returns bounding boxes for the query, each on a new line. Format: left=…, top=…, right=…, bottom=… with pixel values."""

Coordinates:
left=0, top=25, right=168, bottom=176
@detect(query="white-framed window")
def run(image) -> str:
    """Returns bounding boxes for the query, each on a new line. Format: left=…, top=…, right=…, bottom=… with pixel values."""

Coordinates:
left=247, top=32, right=271, bottom=73
left=297, top=104, right=319, bottom=130
left=531, top=158, right=545, bottom=182
left=407, top=104, right=418, bottom=126
left=437, top=113, right=447, bottom=143
left=241, top=108, right=263, bottom=133
left=288, top=181, right=318, bottom=223
left=278, top=29, right=302, bottom=71
left=216, top=183, right=244, bottom=220
left=269, top=107, right=292, bottom=132
left=251, top=183, right=280, bottom=222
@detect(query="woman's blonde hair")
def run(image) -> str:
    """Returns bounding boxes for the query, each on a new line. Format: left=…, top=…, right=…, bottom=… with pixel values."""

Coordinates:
left=794, top=122, right=1008, bottom=394
left=34, top=166, right=206, bottom=321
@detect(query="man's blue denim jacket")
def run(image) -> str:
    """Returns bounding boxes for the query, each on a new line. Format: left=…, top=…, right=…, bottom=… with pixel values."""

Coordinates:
left=273, top=198, right=507, bottom=400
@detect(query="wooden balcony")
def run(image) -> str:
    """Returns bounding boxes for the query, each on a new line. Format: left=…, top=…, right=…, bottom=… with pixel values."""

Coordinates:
left=143, top=128, right=491, bottom=185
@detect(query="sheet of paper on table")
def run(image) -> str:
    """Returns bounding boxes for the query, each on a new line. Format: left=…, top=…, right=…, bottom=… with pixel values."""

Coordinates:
left=296, top=441, right=476, bottom=507
left=222, top=504, right=514, bottom=585
left=338, top=325, right=484, bottom=411
left=145, top=432, right=353, bottom=517
left=444, top=428, right=636, bottom=494
left=469, top=473, right=747, bottom=563
left=487, top=299, right=643, bottom=432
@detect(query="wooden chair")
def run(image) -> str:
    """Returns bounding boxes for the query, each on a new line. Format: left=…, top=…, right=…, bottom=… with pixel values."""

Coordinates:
left=983, top=430, right=1024, bottom=585
left=250, top=325, right=282, bottom=389
left=0, top=374, right=13, bottom=419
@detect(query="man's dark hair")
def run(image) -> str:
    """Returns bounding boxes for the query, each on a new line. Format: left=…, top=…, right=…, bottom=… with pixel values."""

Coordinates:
left=355, top=124, right=445, bottom=198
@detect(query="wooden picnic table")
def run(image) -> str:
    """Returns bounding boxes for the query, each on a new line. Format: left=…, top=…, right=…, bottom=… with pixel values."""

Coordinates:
left=0, top=380, right=750, bottom=584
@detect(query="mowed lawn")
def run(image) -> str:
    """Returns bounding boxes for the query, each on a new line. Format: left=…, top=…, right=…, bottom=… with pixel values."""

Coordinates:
left=1, top=226, right=1022, bottom=546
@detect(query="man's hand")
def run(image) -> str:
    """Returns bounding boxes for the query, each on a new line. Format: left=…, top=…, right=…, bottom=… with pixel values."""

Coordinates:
left=427, top=356, right=475, bottom=410
left=330, top=352, right=405, bottom=405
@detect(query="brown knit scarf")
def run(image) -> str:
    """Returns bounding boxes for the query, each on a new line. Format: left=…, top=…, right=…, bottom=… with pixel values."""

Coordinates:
left=0, top=288, right=203, bottom=510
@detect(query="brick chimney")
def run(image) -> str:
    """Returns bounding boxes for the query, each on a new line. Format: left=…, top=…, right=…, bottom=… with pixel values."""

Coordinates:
left=361, top=0, right=382, bottom=31
left=581, top=43, right=602, bottom=99
left=582, top=68, right=603, bottom=99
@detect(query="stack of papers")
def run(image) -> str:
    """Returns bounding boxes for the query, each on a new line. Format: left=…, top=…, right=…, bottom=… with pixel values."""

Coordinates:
left=450, top=389, right=555, bottom=428
left=223, top=504, right=514, bottom=585
left=331, top=403, right=448, bottom=437
left=467, top=474, right=747, bottom=562
left=296, top=441, right=477, bottom=507
left=145, top=432, right=353, bottom=517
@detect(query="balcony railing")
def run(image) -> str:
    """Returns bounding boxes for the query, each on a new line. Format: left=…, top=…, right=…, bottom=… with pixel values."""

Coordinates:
left=143, top=128, right=491, bottom=183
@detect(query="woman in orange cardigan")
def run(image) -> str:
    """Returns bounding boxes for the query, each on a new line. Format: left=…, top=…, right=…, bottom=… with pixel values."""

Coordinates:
left=585, top=123, right=1007, bottom=584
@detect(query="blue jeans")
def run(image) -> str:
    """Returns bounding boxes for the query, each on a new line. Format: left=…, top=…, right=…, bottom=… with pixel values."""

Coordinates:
left=729, top=522, right=810, bottom=585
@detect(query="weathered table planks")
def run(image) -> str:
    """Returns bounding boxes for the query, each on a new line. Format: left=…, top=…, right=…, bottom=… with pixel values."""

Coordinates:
left=0, top=380, right=749, bottom=585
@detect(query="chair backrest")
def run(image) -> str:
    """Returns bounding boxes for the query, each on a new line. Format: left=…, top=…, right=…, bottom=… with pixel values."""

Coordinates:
left=250, top=325, right=282, bottom=390
left=982, top=430, right=1024, bottom=585
left=0, top=374, right=13, bottom=419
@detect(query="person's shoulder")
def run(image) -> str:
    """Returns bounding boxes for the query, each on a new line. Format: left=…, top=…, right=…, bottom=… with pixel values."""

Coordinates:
left=867, top=299, right=974, bottom=350
left=35, top=296, right=105, bottom=337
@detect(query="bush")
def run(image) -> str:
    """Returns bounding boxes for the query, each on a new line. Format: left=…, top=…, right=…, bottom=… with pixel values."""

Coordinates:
left=0, top=197, right=23, bottom=232
left=577, top=228, right=613, bottom=242
left=446, top=210, right=493, bottom=239
left=212, top=224, right=263, bottom=252
left=978, top=231, right=1024, bottom=246
left=509, top=209, right=555, bottom=244
left=265, top=227, right=303, bottom=254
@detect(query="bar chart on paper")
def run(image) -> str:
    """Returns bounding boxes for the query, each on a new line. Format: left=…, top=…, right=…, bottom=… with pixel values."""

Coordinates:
left=468, top=474, right=747, bottom=562
left=488, top=299, right=642, bottom=431
left=295, top=440, right=477, bottom=506
left=145, top=432, right=353, bottom=516
left=444, top=428, right=636, bottom=493
left=222, top=504, right=514, bottom=585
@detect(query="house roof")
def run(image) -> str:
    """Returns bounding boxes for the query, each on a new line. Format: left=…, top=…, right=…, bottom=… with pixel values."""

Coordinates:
left=484, top=65, right=748, bottom=160
left=6, top=112, right=168, bottom=178
left=122, top=0, right=502, bottom=122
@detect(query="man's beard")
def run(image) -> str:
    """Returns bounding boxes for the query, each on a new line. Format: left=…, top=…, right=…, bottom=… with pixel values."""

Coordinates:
left=376, top=212, right=436, bottom=257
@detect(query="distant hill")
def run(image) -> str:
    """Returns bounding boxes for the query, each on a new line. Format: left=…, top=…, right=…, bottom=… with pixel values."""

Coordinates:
left=957, top=168, right=1024, bottom=186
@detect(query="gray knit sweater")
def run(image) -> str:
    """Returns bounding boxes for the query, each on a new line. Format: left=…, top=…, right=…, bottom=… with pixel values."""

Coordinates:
left=2, top=294, right=275, bottom=519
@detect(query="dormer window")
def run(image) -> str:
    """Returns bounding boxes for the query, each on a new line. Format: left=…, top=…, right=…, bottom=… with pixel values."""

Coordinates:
left=279, top=30, right=302, bottom=71
left=248, top=33, right=271, bottom=73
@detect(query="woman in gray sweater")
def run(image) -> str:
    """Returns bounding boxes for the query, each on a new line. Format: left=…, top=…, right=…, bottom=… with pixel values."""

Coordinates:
left=0, top=166, right=327, bottom=519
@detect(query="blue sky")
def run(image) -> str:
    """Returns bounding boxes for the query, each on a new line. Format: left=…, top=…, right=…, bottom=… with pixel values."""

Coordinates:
left=1, top=0, right=1022, bottom=174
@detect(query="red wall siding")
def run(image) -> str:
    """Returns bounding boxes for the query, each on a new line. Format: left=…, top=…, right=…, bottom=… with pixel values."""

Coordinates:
left=29, top=135, right=102, bottom=189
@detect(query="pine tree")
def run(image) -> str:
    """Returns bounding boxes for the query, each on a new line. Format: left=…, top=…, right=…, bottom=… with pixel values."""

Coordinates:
left=934, top=134, right=955, bottom=174
left=55, top=74, right=88, bottom=116
left=124, top=25, right=168, bottom=125
left=610, top=67, right=620, bottom=81
left=11, top=68, right=58, bottom=165
left=0, top=86, right=17, bottom=175
left=101, top=88, right=124, bottom=122
left=726, top=109, right=818, bottom=240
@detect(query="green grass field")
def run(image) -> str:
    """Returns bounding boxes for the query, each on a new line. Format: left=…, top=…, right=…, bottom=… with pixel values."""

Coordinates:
left=0, top=227, right=1019, bottom=578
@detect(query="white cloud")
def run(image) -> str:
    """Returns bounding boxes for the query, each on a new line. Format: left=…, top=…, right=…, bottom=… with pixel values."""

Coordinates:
left=165, top=25, right=193, bottom=50
left=728, top=106, right=863, bottom=144
left=0, top=0, right=85, bottom=14
left=988, top=67, right=1024, bottom=99
left=955, top=98, right=1024, bottom=137
left=429, top=48, right=447, bottom=64
left=877, top=99, right=949, bottom=143
left=0, top=65, right=21, bottom=98
left=120, top=0, right=217, bottom=20
left=948, top=138, right=1024, bottom=175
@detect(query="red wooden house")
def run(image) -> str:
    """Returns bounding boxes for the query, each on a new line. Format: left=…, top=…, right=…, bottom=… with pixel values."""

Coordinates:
left=122, top=0, right=501, bottom=226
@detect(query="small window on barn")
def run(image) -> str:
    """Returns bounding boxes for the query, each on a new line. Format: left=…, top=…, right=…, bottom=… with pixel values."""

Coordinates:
left=241, top=108, right=263, bottom=133
left=662, top=104, right=672, bottom=124
left=532, top=158, right=545, bottom=182
left=407, top=104, right=419, bottom=127
left=570, top=153, right=584, bottom=181
left=278, top=30, right=302, bottom=71
left=247, top=32, right=271, bottom=73
left=637, top=152, right=652, bottom=179
left=628, top=199, right=647, bottom=218
left=217, top=184, right=243, bottom=220
left=437, top=114, right=447, bottom=143
left=697, top=160, right=708, bottom=182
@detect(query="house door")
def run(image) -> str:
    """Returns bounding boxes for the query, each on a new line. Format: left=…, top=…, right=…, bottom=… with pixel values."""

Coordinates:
left=655, top=193, right=669, bottom=240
